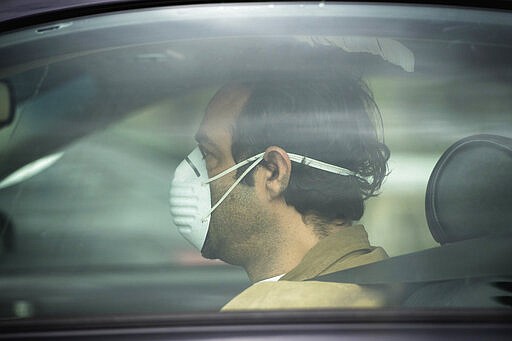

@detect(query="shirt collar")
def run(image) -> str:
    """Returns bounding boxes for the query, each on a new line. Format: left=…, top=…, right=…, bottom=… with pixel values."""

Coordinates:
left=281, top=225, right=379, bottom=281
left=256, top=274, right=285, bottom=284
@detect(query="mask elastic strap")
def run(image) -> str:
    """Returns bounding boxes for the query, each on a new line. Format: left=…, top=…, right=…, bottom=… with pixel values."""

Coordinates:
left=201, top=151, right=369, bottom=221
left=290, top=153, right=372, bottom=182
left=202, top=154, right=264, bottom=221
left=204, top=153, right=265, bottom=184
left=287, top=153, right=362, bottom=178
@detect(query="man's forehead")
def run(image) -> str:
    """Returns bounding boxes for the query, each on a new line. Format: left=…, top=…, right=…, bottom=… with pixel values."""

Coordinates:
left=196, top=85, right=251, bottom=146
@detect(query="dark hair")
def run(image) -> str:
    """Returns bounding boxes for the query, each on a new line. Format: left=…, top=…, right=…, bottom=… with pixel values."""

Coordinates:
left=231, top=76, right=390, bottom=225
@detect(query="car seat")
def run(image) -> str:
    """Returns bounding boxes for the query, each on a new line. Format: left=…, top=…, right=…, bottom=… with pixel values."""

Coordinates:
left=405, top=134, right=512, bottom=307
left=426, top=134, right=512, bottom=244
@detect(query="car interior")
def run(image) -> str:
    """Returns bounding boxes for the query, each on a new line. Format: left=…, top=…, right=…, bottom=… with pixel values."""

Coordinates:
left=317, top=134, right=512, bottom=308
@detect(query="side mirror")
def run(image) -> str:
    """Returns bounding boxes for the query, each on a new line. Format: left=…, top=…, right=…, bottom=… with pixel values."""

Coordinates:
left=0, top=81, right=14, bottom=128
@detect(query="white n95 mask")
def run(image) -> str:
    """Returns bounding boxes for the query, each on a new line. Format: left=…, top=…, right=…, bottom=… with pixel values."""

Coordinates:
left=169, top=147, right=213, bottom=250
left=169, top=147, right=264, bottom=250
left=169, top=147, right=364, bottom=251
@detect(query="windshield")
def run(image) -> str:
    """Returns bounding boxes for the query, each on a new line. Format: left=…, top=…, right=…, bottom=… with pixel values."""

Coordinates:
left=0, top=2, right=511, bottom=319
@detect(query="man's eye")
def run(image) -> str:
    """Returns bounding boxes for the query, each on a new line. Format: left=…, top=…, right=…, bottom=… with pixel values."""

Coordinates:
left=199, top=147, right=211, bottom=160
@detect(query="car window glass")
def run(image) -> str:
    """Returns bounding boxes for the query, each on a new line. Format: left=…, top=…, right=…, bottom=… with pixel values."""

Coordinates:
left=0, top=3, right=511, bottom=318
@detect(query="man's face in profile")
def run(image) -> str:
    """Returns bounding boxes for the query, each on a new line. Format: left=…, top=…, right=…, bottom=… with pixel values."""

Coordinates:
left=195, top=85, right=277, bottom=266
left=186, top=78, right=390, bottom=283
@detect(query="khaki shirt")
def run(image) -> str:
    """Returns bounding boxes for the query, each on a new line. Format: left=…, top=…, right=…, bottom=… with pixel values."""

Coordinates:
left=222, top=225, right=389, bottom=311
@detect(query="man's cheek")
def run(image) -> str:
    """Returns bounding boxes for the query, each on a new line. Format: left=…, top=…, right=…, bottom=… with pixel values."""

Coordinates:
left=209, top=175, right=236, bottom=204
left=208, top=179, right=233, bottom=231
left=209, top=181, right=224, bottom=206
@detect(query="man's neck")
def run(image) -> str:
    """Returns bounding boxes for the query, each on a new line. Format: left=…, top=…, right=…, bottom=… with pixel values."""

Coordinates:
left=243, top=211, right=321, bottom=283
left=244, top=252, right=300, bottom=283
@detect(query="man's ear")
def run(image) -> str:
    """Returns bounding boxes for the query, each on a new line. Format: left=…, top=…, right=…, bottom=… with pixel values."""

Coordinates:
left=262, top=146, right=292, bottom=199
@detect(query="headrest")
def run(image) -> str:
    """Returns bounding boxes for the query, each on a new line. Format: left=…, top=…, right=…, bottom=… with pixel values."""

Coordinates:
left=426, top=134, right=512, bottom=244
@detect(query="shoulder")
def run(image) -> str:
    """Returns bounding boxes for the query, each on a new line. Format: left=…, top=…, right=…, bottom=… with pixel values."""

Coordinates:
left=221, top=280, right=389, bottom=311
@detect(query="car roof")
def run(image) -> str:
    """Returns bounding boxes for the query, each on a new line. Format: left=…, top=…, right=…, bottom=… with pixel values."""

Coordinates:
left=1, top=0, right=512, bottom=30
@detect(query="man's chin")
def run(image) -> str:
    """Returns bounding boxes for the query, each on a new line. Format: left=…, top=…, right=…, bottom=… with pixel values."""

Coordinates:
left=201, top=237, right=236, bottom=264
left=200, top=250, right=217, bottom=260
left=200, top=238, right=218, bottom=260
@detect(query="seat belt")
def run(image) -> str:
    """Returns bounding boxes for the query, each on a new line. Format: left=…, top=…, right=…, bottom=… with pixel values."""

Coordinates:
left=311, top=233, right=512, bottom=285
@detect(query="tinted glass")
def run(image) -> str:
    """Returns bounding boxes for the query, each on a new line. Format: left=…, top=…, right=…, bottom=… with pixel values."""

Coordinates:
left=0, top=3, right=511, bottom=318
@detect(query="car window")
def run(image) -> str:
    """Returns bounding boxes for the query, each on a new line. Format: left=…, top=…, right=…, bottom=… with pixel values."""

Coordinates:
left=0, top=3, right=511, bottom=319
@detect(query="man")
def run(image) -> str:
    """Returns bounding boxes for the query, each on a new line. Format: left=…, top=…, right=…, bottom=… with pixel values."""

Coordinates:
left=170, top=76, right=391, bottom=310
